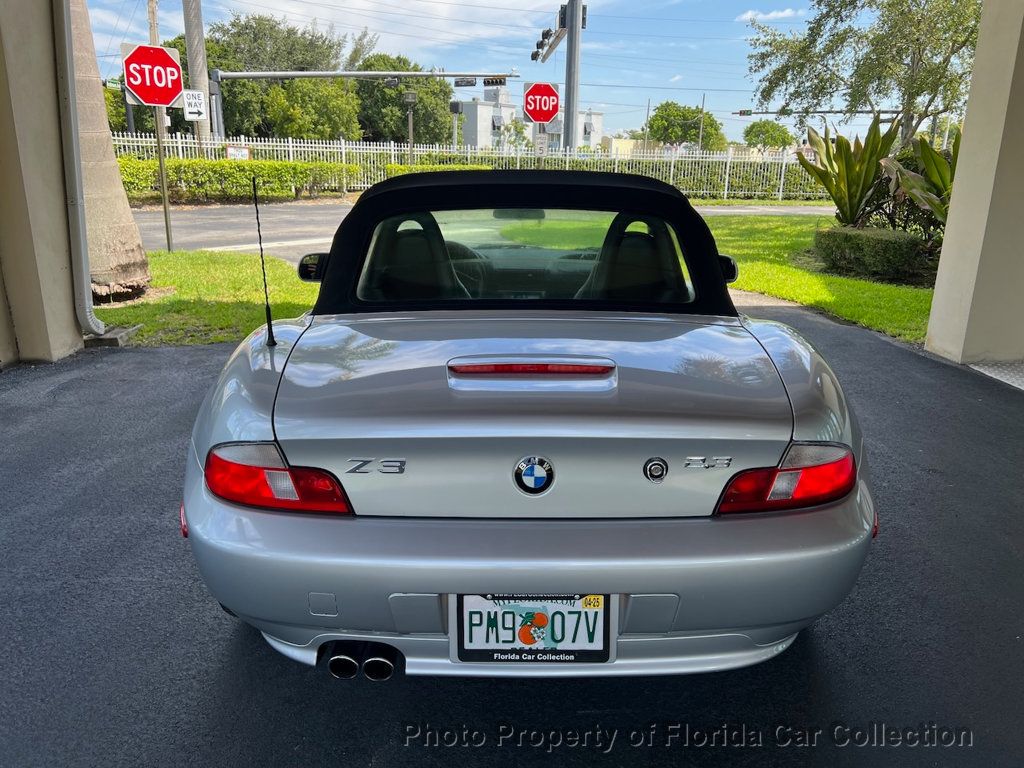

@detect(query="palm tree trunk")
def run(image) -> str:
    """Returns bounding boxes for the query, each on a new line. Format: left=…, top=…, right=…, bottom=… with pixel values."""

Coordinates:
left=71, top=0, right=150, bottom=301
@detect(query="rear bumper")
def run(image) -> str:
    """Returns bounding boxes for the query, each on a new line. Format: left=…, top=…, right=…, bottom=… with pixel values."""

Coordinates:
left=183, top=448, right=874, bottom=677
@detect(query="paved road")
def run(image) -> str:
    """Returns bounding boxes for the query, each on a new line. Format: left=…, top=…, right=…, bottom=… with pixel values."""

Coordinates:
left=2, top=307, right=1021, bottom=768
left=134, top=201, right=835, bottom=264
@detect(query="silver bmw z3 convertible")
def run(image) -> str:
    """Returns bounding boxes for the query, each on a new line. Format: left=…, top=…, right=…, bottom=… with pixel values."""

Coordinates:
left=182, top=170, right=877, bottom=680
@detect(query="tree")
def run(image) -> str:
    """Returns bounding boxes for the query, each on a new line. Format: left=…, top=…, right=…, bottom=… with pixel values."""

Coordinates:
left=71, top=0, right=149, bottom=299
left=747, top=0, right=981, bottom=144
left=645, top=101, right=726, bottom=150
left=495, top=118, right=531, bottom=151
left=103, top=77, right=155, bottom=133
left=161, top=15, right=376, bottom=137
left=265, top=79, right=361, bottom=139
left=356, top=53, right=455, bottom=144
left=743, top=119, right=794, bottom=149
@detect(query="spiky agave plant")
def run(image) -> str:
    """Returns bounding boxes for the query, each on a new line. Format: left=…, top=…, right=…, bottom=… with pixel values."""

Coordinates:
left=797, top=114, right=901, bottom=227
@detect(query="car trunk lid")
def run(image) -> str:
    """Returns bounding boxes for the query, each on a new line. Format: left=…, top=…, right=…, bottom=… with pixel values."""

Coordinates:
left=273, top=312, right=793, bottom=518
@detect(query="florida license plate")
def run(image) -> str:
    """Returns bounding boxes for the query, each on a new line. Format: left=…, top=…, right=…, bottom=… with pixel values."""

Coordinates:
left=455, top=594, right=611, bottom=663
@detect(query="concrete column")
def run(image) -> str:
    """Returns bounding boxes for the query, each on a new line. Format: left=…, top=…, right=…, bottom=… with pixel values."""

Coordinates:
left=926, top=2, right=1024, bottom=363
left=0, top=0, right=83, bottom=364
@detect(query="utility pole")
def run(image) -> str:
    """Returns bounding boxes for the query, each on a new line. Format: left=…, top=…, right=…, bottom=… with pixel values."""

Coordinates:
left=530, top=3, right=585, bottom=153
left=642, top=98, right=651, bottom=152
left=697, top=92, right=706, bottom=152
left=182, top=0, right=211, bottom=142
left=562, top=0, right=583, bottom=152
left=122, top=83, right=135, bottom=132
left=147, top=0, right=168, bottom=144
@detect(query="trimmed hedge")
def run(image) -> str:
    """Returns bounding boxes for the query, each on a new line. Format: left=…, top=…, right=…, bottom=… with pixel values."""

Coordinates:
left=814, top=227, right=934, bottom=284
left=385, top=163, right=491, bottom=177
left=117, top=157, right=359, bottom=203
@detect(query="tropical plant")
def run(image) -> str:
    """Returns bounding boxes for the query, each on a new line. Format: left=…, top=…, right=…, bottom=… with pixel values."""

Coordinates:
left=796, top=115, right=901, bottom=226
left=880, top=133, right=960, bottom=224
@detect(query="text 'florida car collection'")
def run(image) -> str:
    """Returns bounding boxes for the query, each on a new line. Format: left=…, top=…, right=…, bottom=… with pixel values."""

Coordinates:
left=181, top=171, right=876, bottom=680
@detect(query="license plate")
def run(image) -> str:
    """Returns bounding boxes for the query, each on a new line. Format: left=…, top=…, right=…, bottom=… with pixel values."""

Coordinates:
left=455, top=594, right=611, bottom=663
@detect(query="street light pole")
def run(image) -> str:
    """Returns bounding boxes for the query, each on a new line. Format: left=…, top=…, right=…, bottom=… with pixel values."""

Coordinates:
left=404, top=90, right=417, bottom=165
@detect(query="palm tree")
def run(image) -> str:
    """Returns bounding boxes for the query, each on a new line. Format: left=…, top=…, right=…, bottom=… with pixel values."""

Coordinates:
left=71, top=0, right=150, bottom=301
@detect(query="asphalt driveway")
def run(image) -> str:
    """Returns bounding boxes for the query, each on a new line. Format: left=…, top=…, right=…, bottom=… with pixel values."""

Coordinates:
left=1, top=307, right=1021, bottom=767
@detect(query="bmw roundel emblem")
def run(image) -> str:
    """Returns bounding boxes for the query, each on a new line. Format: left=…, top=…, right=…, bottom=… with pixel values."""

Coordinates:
left=514, top=456, right=554, bottom=495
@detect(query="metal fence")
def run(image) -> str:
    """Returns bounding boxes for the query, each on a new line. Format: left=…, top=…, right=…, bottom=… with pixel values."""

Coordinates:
left=110, top=132, right=829, bottom=200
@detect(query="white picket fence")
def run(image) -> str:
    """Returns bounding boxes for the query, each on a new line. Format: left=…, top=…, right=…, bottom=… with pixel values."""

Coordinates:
left=110, top=132, right=828, bottom=200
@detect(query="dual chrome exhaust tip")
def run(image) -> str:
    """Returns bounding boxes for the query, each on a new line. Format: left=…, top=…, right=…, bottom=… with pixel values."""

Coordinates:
left=324, top=642, right=400, bottom=681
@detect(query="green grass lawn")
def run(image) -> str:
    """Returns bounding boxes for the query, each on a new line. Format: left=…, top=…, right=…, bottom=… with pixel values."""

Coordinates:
left=99, top=214, right=932, bottom=346
left=708, top=215, right=932, bottom=341
left=501, top=214, right=933, bottom=342
left=95, top=250, right=317, bottom=346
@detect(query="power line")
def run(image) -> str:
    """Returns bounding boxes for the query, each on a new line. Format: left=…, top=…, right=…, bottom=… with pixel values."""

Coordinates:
left=363, top=0, right=807, bottom=25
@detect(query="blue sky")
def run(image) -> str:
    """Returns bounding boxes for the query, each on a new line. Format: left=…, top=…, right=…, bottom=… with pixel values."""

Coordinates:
left=86, top=0, right=864, bottom=142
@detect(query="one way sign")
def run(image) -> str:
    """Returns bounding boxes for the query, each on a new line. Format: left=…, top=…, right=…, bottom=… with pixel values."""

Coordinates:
left=183, top=89, right=206, bottom=121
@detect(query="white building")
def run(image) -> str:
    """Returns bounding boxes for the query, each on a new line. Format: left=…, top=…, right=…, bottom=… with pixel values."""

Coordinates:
left=457, top=86, right=604, bottom=151
left=458, top=86, right=518, bottom=149
left=528, top=108, right=604, bottom=152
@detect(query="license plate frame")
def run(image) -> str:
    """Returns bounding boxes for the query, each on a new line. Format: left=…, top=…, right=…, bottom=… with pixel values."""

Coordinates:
left=451, top=593, right=615, bottom=664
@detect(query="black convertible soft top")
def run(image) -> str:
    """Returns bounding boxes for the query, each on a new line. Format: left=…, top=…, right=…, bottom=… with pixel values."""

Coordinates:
left=313, top=170, right=737, bottom=317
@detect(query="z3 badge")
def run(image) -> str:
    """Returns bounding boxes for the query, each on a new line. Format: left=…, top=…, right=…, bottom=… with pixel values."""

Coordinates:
left=346, top=458, right=407, bottom=474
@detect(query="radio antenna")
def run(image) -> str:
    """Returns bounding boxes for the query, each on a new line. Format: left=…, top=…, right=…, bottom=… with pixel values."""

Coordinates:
left=251, top=176, right=276, bottom=347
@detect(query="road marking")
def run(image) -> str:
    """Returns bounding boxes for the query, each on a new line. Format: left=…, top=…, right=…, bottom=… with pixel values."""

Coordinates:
left=214, top=237, right=334, bottom=252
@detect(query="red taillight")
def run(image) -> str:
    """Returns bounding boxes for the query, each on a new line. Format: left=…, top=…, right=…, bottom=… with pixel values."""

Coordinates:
left=204, top=443, right=352, bottom=514
left=448, top=363, right=614, bottom=376
left=717, top=443, right=856, bottom=514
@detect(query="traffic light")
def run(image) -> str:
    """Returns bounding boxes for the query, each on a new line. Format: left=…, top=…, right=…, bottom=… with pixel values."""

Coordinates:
left=738, top=109, right=753, bottom=116
left=483, top=77, right=507, bottom=87
left=558, top=5, right=587, bottom=29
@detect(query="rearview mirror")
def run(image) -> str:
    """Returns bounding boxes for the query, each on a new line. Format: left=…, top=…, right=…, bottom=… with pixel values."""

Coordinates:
left=298, top=252, right=328, bottom=282
left=492, top=208, right=546, bottom=220
left=718, top=254, right=738, bottom=284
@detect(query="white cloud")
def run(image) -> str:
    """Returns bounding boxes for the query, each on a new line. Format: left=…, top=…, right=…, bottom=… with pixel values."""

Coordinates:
left=87, top=0, right=553, bottom=73
left=669, top=74, right=683, bottom=82
left=735, top=8, right=807, bottom=22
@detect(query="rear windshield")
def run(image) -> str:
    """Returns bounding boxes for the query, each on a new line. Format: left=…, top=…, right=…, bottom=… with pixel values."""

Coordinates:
left=355, top=209, right=695, bottom=305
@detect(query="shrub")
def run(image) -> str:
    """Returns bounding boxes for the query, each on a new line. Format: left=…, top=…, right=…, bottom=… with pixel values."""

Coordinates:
left=118, top=157, right=359, bottom=203
left=385, top=163, right=491, bottom=177
left=814, top=227, right=934, bottom=284
left=117, top=156, right=157, bottom=195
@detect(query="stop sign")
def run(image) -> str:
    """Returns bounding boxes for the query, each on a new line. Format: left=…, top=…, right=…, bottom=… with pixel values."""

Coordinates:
left=523, top=82, right=560, bottom=124
left=122, top=45, right=183, bottom=107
